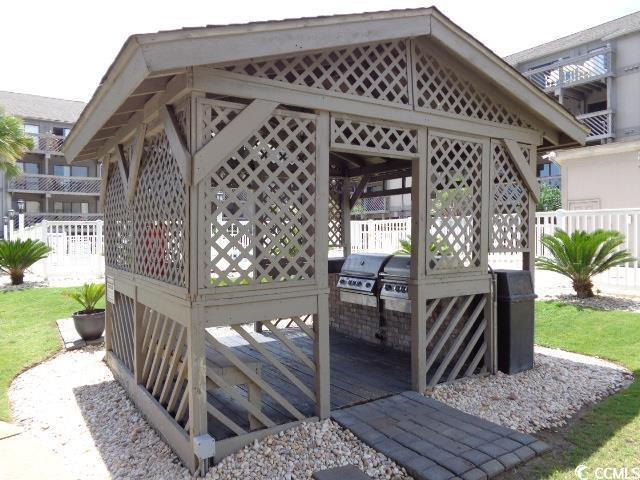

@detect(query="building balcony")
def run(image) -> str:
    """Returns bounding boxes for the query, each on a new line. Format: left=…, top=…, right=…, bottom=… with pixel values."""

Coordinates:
left=523, top=48, right=612, bottom=92
left=8, top=174, right=101, bottom=195
left=576, top=109, right=614, bottom=142
left=25, top=132, right=66, bottom=154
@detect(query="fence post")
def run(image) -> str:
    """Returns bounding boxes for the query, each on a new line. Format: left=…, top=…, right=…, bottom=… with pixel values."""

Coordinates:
left=41, top=220, right=49, bottom=281
left=96, top=220, right=104, bottom=255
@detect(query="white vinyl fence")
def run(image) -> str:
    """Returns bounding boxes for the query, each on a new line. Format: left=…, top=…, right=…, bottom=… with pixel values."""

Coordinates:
left=347, top=209, right=640, bottom=290
left=15, top=220, right=105, bottom=281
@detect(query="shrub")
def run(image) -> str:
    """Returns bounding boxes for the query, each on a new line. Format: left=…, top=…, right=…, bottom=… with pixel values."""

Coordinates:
left=0, top=239, right=51, bottom=285
left=537, top=183, right=562, bottom=212
left=536, top=229, right=635, bottom=298
left=65, top=283, right=105, bottom=314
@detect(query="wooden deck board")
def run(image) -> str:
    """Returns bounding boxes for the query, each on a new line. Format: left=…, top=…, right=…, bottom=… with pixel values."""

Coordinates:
left=205, top=327, right=411, bottom=440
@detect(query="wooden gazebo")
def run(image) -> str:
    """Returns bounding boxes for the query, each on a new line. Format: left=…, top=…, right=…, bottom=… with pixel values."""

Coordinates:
left=64, top=8, right=586, bottom=474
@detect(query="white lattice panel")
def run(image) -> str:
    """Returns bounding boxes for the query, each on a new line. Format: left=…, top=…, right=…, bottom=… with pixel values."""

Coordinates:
left=218, top=41, right=410, bottom=104
left=200, top=109, right=317, bottom=288
left=413, top=41, right=531, bottom=129
left=104, top=163, right=132, bottom=271
left=490, top=141, right=530, bottom=252
left=331, top=116, right=417, bottom=157
left=427, top=135, right=483, bottom=272
left=328, top=178, right=344, bottom=248
left=134, top=131, right=188, bottom=287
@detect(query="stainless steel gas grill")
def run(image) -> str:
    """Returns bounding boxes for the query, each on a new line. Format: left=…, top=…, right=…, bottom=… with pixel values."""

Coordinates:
left=337, top=253, right=393, bottom=307
left=379, top=255, right=412, bottom=313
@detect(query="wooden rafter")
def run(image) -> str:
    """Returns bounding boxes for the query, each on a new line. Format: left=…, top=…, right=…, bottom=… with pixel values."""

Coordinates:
left=127, top=124, right=147, bottom=204
left=349, top=174, right=370, bottom=208
left=115, top=144, right=129, bottom=191
left=98, top=154, right=110, bottom=212
left=503, top=138, right=540, bottom=202
left=160, top=104, right=192, bottom=184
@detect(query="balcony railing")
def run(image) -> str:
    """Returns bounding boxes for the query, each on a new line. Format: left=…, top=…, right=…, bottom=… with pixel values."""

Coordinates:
left=523, top=48, right=612, bottom=92
left=25, top=132, right=66, bottom=153
left=8, top=174, right=101, bottom=195
left=576, top=109, right=614, bottom=141
left=18, top=213, right=103, bottom=228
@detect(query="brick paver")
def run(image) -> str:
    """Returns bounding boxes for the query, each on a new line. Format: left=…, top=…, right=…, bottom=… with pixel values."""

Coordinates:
left=332, top=392, right=550, bottom=480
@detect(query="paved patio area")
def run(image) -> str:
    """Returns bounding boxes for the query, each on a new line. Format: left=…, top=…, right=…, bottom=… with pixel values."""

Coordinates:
left=332, top=392, right=550, bottom=480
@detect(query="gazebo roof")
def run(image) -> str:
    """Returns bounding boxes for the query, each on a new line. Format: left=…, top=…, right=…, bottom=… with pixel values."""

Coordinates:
left=64, top=7, right=587, bottom=163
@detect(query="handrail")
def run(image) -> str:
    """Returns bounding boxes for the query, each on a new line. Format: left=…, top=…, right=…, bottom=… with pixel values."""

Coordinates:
left=576, top=109, right=613, bottom=120
left=524, top=47, right=612, bottom=76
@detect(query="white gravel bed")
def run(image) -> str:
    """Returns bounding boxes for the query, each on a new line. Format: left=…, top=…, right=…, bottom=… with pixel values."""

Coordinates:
left=9, top=348, right=407, bottom=480
left=426, top=347, right=633, bottom=433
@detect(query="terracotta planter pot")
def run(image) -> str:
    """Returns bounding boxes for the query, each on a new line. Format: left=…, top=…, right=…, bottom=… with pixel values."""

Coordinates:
left=72, top=309, right=105, bottom=341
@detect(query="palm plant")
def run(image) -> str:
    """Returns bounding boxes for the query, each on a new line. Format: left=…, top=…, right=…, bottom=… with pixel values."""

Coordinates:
left=395, top=236, right=451, bottom=256
left=0, top=108, right=34, bottom=179
left=65, top=283, right=105, bottom=314
left=536, top=229, right=635, bottom=298
left=0, top=239, right=52, bottom=285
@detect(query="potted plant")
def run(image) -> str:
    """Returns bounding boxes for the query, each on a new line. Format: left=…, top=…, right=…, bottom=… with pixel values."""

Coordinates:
left=65, top=283, right=106, bottom=341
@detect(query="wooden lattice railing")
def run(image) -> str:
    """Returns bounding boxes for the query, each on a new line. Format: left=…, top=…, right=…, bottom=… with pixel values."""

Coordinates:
left=204, top=316, right=317, bottom=438
left=8, top=174, right=101, bottom=195
left=424, top=293, right=489, bottom=386
left=110, top=291, right=135, bottom=372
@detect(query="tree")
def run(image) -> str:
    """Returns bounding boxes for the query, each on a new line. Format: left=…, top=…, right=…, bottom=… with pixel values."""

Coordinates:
left=537, top=183, right=562, bottom=212
left=0, top=107, right=33, bottom=179
left=536, top=229, right=635, bottom=298
left=0, top=239, right=52, bottom=285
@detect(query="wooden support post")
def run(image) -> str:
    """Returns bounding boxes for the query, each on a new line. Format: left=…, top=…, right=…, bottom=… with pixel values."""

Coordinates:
left=341, top=177, right=351, bottom=257
left=314, top=293, right=330, bottom=419
left=524, top=145, right=537, bottom=282
left=133, top=289, right=144, bottom=384
left=104, top=289, right=113, bottom=352
left=187, top=305, right=208, bottom=469
left=315, top=111, right=330, bottom=290
left=410, top=127, right=428, bottom=393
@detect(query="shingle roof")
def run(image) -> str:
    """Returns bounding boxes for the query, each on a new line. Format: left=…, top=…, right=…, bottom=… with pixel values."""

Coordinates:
left=505, top=10, right=640, bottom=66
left=0, top=91, right=86, bottom=124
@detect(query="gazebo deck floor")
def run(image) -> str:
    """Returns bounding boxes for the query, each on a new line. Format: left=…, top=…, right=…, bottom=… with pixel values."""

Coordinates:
left=206, top=328, right=412, bottom=440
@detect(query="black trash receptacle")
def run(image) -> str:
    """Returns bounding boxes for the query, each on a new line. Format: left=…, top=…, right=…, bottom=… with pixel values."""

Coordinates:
left=495, top=270, right=536, bottom=374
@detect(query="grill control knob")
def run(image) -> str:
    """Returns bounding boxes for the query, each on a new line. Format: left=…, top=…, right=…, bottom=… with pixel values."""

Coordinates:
left=339, top=279, right=345, bottom=284
left=356, top=281, right=362, bottom=287
left=395, top=285, right=402, bottom=292
left=365, top=282, right=371, bottom=288
left=402, top=286, right=408, bottom=293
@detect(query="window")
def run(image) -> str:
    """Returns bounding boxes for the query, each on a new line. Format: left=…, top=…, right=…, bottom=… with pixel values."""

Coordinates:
left=25, top=201, right=40, bottom=214
left=23, top=124, right=39, bottom=135
left=53, top=165, right=71, bottom=177
left=71, top=166, right=88, bottom=177
left=52, top=127, right=71, bottom=137
left=16, top=162, right=39, bottom=174
left=54, top=201, right=89, bottom=213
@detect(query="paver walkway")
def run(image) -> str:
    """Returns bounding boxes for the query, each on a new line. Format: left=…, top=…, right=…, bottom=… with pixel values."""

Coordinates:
left=332, top=392, right=550, bottom=480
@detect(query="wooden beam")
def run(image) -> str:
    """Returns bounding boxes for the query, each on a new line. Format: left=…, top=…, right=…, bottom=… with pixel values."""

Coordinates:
left=160, top=104, right=192, bottom=185
left=192, top=99, right=278, bottom=185
left=349, top=174, right=370, bottom=209
left=127, top=124, right=147, bottom=204
left=114, top=95, right=152, bottom=115
left=98, top=155, right=110, bottom=212
left=503, top=139, right=540, bottom=203
left=131, top=76, right=171, bottom=96
left=93, top=73, right=189, bottom=162
left=359, top=187, right=410, bottom=199
left=115, top=144, right=129, bottom=189
left=347, top=160, right=409, bottom=177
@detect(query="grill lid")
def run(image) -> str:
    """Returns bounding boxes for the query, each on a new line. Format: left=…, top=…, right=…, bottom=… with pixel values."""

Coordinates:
left=382, top=255, right=411, bottom=278
left=340, top=253, right=393, bottom=278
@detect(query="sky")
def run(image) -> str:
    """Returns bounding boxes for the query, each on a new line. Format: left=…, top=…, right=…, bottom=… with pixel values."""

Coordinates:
left=1, top=0, right=638, bottom=102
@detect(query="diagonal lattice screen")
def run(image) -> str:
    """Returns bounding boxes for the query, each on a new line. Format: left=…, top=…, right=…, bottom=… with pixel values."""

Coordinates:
left=413, top=41, right=531, bottom=129
left=490, top=141, right=531, bottom=252
left=330, top=116, right=418, bottom=157
left=427, top=135, right=483, bottom=273
left=217, top=41, right=410, bottom=104
left=200, top=109, right=317, bottom=288
left=328, top=177, right=344, bottom=249
left=197, top=99, right=243, bottom=151
left=104, top=163, right=133, bottom=272
left=134, top=131, right=188, bottom=287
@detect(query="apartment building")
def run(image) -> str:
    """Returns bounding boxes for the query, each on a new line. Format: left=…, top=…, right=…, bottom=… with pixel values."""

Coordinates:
left=506, top=12, right=640, bottom=209
left=0, top=91, right=101, bottom=230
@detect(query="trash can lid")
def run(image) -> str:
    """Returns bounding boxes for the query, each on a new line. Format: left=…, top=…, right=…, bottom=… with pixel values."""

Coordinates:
left=493, top=270, right=537, bottom=303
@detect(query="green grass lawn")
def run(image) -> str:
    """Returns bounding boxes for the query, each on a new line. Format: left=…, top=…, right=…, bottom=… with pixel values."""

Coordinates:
left=526, top=301, right=640, bottom=479
left=0, top=287, right=104, bottom=421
